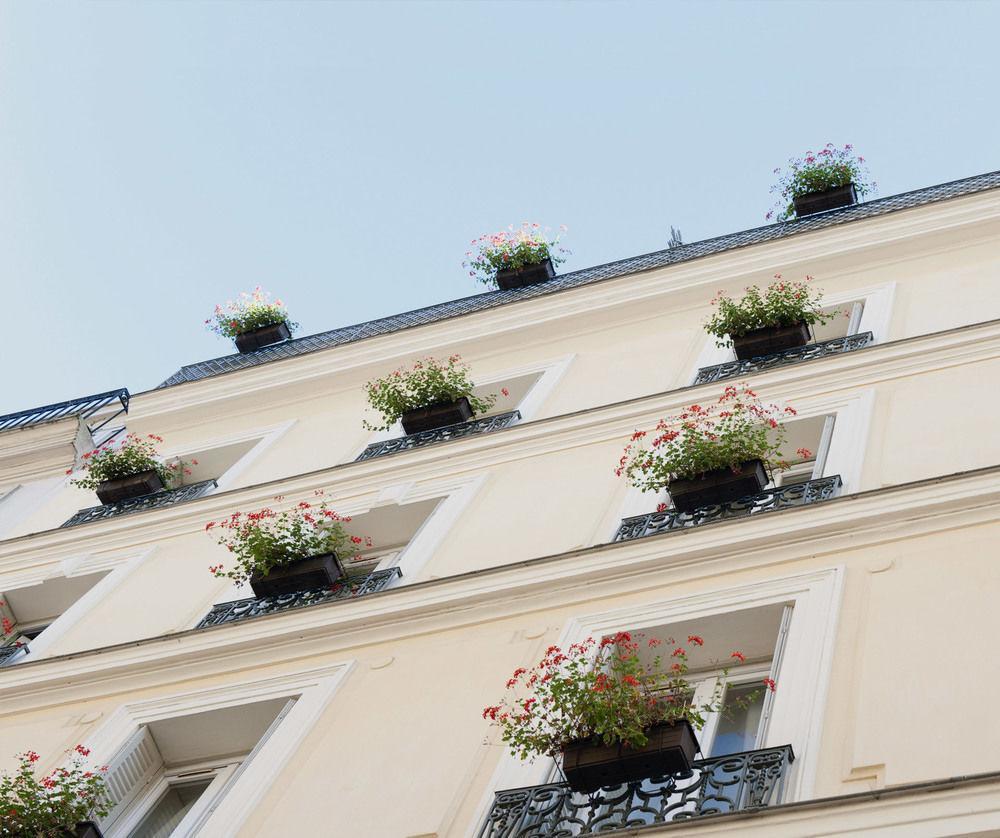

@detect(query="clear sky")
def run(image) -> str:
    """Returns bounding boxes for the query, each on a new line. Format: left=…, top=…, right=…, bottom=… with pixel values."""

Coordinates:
left=2, top=0, right=998, bottom=414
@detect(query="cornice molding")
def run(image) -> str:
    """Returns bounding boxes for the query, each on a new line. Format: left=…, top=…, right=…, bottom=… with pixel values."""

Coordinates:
left=0, top=417, right=84, bottom=484
left=2, top=316, right=1000, bottom=568
left=2, top=464, right=999, bottom=709
left=134, top=191, right=1000, bottom=416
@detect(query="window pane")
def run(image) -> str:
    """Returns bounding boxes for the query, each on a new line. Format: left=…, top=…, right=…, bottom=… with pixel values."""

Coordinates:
left=709, top=683, right=764, bottom=757
left=129, top=778, right=212, bottom=838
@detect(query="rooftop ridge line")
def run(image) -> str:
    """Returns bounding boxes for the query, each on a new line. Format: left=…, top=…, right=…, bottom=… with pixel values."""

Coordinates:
left=157, top=169, right=1000, bottom=388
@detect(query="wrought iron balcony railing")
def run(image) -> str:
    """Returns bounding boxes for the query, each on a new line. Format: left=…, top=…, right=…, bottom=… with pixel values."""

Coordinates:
left=195, top=566, right=402, bottom=629
left=0, top=387, right=130, bottom=433
left=0, top=645, right=25, bottom=667
left=356, top=410, right=521, bottom=461
left=61, top=480, right=217, bottom=528
left=694, top=332, right=875, bottom=385
left=615, top=476, right=842, bottom=542
left=477, top=745, right=794, bottom=837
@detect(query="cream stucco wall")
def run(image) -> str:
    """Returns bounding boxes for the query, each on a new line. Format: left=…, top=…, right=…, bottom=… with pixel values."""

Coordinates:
left=3, top=187, right=1000, bottom=836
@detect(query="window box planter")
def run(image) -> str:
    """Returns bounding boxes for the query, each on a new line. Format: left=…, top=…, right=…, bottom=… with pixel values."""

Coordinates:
left=731, top=321, right=810, bottom=360
left=65, top=822, right=104, bottom=838
left=495, top=258, right=555, bottom=291
left=234, top=321, right=291, bottom=354
left=669, top=459, right=768, bottom=513
left=792, top=183, right=858, bottom=217
left=400, top=397, right=474, bottom=435
left=249, top=552, right=345, bottom=598
left=95, top=469, right=165, bottom=505
left=561, top=720, right=699, bottom=794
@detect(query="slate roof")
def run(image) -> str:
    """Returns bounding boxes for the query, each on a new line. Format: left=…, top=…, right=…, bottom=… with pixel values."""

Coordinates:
left=159, top=170, right=1000, bottom=388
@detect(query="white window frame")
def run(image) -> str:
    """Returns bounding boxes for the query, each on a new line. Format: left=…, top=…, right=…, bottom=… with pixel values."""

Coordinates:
left=467, top=566, right=844, bottom=836
left=356, top=354, right=575, bottom=452
left=689, top=662, right=773, bottom=757
left=604, top=389, right=874, bottom=540
left=158, top=419, right=296, bottom=493
left=0, top=547, right=157, bottom=662
left=691, top=282, right=896, bottom=380
left=84, top=663, right=353, bottom=838
left=114, top=760, right=240, bottom=837
left=215, top=471, right=487, bottom=602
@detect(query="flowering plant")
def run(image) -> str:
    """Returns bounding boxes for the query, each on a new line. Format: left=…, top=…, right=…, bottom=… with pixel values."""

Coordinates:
left=768, top=143, right=875, bottom=221
left=363, top=355, right=505, bottom=431
left=463, top=223, right=568, bottom=286
left=67, top=433, right=193, bottom=491
left=205, top=287, right=297, bottom=339
left=704, top=274, right=841, bottom=345
left=616, top=385, right=807, bottom=490
left=0, top=746, right=110, bottom=837
left=483, top=631, right=770, bottom=761
left=206, top=492, right=371, bottom=586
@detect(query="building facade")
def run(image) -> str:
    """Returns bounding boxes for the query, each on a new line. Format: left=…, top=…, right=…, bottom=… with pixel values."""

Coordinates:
left=2, top=171, right=1000, bottom=837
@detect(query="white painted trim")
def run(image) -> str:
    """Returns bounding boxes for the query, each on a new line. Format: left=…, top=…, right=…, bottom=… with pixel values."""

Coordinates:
left=23, top=548, right=157, bottom=660
left=390, top=474, right=488, bottom=581
left=159, top=419, right=297, bottom=494
left=85, top=663, right=355, bottom=838
left=466, top=567, right=845, bottom=835
left=0, top=476, right=65, bottom=540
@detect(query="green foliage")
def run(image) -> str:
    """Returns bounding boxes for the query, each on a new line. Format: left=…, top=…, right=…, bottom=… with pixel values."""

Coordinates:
left=363, top=355, right=500, bottom=432
left=0, top=747, right=110, bottom=837
left=482, top=631, right=762, bottom=761
left=205, top=286, right=297, bottom=339
left=463, top=223, right=568, bottom=287
left=704, top=274, right=841, bottom=344
left=68, top=433, right=175, bottom=491
left=617, top=385, right=805, bottom=489
left=768, top=143, right=875, bottom=221
left=205, top=492, right=371, bottom=586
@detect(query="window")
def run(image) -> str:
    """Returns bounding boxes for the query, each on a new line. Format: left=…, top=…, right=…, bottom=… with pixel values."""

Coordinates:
left=0, top=572, right=109, bottom=665
left=623, top=603, right=790, bottom=762
left=85, top=664, right=350, bottom=837
left=690, top=283, right=895, bottom=384
left=360, top=355, right=575, bottom=448
left=100, top=698, right=295, bottom=837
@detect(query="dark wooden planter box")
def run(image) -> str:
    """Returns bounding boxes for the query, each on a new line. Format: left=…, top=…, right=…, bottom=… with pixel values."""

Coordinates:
left=793, top=183, right=857, bottom=217
left=234, top=321, right=291, bottom=353
left=496, top=258, right=555, bottom=290
left=669, top=459, right=768, bottom=513
left=95, top=469, right=165, bottom=505
left=561, top=720, right=699, bottom=793
left=64, top=822, right=104, bottom=838
left=400, top=397, right=474, bottom=435
left=249, top=552, right=345, bottom=598
left=731, top=321, right=810, bottom=360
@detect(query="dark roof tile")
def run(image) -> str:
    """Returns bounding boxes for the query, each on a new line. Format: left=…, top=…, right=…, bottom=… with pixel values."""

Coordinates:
left=159, top=170, right=1000, bottom=388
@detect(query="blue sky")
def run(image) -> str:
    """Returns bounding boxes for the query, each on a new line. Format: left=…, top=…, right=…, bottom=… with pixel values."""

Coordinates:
left=2, top=0, right=998, bottom=413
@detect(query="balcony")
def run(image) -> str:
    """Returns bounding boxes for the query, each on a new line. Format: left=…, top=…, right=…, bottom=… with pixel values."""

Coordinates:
left=195, top=566, right=402, bottom=628
left=356, top=410, right=521, bottom=461
left=0, top=645, right=24, bottom=667
left=478, top=745, right=794, bottom=837
left=61, top=479, right=217, bottom=528
left=615, top=476, right=842, bottom=542
left=693, top=332, right=874, bottom=385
